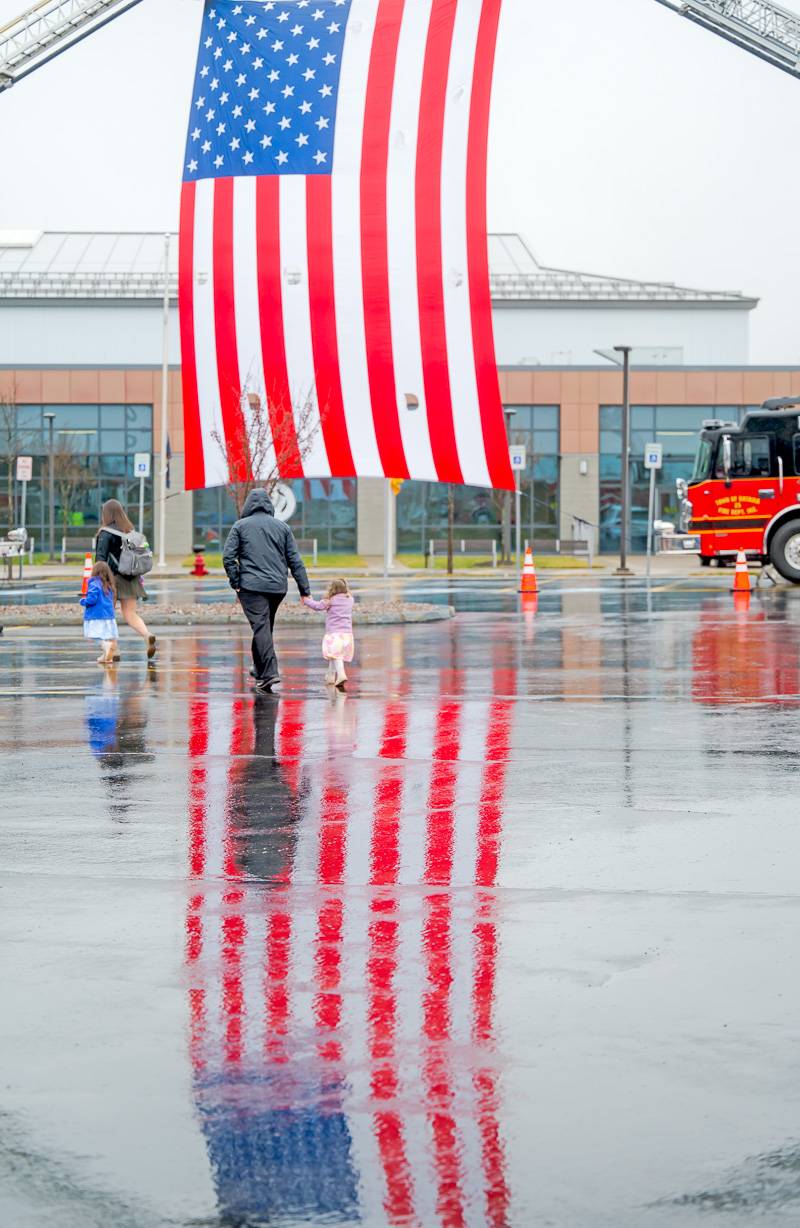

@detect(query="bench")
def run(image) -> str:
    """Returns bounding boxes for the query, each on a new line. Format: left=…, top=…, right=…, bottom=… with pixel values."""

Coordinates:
left=427, top=538, right=498, bottom=567
left=61, top=535, right=96, bottom=565
left=557, top=538, right=592, bottom=563
left=0, top=530, right=31, bottom=580
left=295, top=537, right=319, bottom=565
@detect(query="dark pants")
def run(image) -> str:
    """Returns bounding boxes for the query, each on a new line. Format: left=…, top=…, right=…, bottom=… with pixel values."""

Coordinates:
left=237, top=590, right=285, bottom=680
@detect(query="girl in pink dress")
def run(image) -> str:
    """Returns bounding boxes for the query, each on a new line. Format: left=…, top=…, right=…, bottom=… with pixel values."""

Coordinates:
left=302, top=578, right=355, bottom=689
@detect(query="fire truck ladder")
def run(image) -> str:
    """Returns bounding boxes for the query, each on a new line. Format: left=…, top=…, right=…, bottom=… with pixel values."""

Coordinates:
left=653, top=0, right=800, bottom=80
left=0, top=0, right=144, bottom=91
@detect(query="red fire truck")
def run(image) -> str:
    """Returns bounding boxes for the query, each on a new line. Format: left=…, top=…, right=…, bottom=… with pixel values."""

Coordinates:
left=679, top=397, right=800, bottom=582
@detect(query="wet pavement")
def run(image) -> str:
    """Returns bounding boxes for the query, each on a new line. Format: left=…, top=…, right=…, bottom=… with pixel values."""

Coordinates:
left=2, top=580, right=800, bottom=1227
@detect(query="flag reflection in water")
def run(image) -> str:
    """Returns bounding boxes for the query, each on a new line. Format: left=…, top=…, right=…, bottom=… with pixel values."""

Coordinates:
left=185, top=657, right=514, bottom=1226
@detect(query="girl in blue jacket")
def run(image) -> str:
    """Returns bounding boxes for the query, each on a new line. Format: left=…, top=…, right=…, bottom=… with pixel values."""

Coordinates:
left=81, top=562, right=119, bottom=666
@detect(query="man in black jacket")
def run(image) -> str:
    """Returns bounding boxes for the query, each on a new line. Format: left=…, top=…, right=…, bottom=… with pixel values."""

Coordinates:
left=223, top=489, right=310, bottom=691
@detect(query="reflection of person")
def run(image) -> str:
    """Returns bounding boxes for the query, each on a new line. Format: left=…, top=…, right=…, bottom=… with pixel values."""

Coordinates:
left=95, top=499, right=157, bottom=661
left=302, top=579, right=355, bottom=690
left=85, top=675, right=155, bottom=818
left=222, top=489, right=310, bottom=692
left=81, top=562, right=119, bottom=666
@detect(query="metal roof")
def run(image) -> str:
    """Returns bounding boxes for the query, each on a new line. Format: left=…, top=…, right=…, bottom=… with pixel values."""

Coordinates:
left=0, top=229, right=757, bottom=308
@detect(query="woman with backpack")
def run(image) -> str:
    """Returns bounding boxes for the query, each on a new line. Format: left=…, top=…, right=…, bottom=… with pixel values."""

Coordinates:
left=95, top=499, right=157, bottom=660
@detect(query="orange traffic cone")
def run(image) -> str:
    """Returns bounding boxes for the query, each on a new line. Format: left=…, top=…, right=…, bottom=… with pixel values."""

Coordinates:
left=80, top=552, right=93, bottom=597
left=731, top=551, right=752, bottom=594
left=733, top=590, right=752, bottom=615
left=519, top=546, right=538, bottom=594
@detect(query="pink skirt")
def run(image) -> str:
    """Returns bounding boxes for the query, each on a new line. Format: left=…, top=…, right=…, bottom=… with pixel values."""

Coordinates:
left=322, top=632, right=355, bottom=662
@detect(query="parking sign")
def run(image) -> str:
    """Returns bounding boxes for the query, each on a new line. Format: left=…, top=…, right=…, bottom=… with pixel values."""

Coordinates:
left=644, top=443, right=663, bottom=470
left=134, top=453, right=152, bottom=479
left=509, top=446, right=527, bottom=471
left=16, top=456, right=33, bottom=482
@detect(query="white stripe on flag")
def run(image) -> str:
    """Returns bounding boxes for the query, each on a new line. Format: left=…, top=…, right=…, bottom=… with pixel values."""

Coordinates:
left=441, top=0, right=491, bottom=488
left=332, top=0, right=383, bottom=476
left=193, top=179, right=228, bottom=488
left=386, top=0, right=437, bottom=481
left=279, top=176, right=331, bottom=477
left=232, top=177, right=274, bottom=477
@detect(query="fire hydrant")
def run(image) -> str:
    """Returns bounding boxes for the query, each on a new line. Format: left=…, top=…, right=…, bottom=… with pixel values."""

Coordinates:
left=191, top=551, right=209, bottom=577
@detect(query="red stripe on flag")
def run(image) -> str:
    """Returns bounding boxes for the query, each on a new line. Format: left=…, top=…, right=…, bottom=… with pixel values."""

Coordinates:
left=256, top=178, right=304, bottom=477
left=416, top=0, right=464, bottom=486
left=179, top=182, right=205, bottom=491
left=467, top=0, right=514, bottom=492
left=361, top=0, right=409, bottom=480
left=212, top=179, right=248, bottom=483
left=306, top=177, right=356, bottom=477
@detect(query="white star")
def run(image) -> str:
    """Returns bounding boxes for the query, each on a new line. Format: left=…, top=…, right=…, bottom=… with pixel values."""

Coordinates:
left=249, top=88, right=260, bottom=100
left=239, top=42, right=251, bottom=55
left=257, top=27, right=268, bottom=39
left=209, top=6, right=216, bottom=16
left=299, top=100, right=313, bottom=114
left=191, top=127, right=201, bottom=140
left=204, top=36, right=213, bottom=48
left=264, top=1, right=276, bottom=9
left=233, top=4, right=242, bottom=13
left=296, top=132, right=309, bottom=147
left=264, top=101, right=276, bottom=114
left=319, top=83, right=332, bottom=97
left=220, top=91, right=230, bottom=103
left=307, top=36, right=320, bottom=49
left=268, top=69, right=280, bottom=82
left=214, top=155, right=224, bottom=168
left=303, top=68, right=315, bottom=80
left=187, top=159, right=198, bottom=173
left=323, top=52, right=336, bottom=65
left=230, top=136, right=241, bottom=150
left=200, top=65, right=210, bottom=78
left=232, top=104, right=243, bottom=117
left=210, top=77, right=219, bottom=90
left=227, top=31, right=237, bottom=43
left=271, top=39, right=284, bottom=51
left=291, top=24, right=303, bottom=36
left=276, top=150, right=289, bottom=164
left=243, top=151, right=254, bottom=165
left=287, top=52, right=299, bottom=65
left=315, top=115, right=329, bottom=129
left=313, top=149, right=327, bottom=164
left=236, top=73, right=247, bottom=86
left=279, top=115, right=292, bottom=129
left=245, top=118, right=256, bottom=132
left=277, top=10, right=289, bottom=22
left=245, top=14, right=256, bottom=26
left=282, top=84, right=295, bottom=98
left=216, top=122, right=226, bottom=134
left=205, top=107, right=215, bottom=120
left=194, top=95, right=205, bottom=108
left=217, top=16, right=226, bottom=29
left=312, top=7, right=324, bottom=18
left=327, top=21, right=340, bottom=33
left=223, top=58, right=233, bottom=70
left=261, top=134, right=272, bottom=147
left=202, top=140, right=212, bottom=153
left=253, top=57, right=264, bottom=69
left=214, top=46, right=223, bottom=59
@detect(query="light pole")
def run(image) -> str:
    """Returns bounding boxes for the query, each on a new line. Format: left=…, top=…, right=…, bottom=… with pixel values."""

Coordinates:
left=43, top=412, right=55, bottom=562
left=503, top=407, right=516, bottom=564
left=613, top=346, right=634, bottom=576
left=157, top=233, right=171, bottom=568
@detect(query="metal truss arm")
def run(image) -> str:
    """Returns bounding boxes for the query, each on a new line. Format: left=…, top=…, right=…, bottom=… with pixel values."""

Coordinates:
left=0, top=0, right=145, bottom=91
left=653, top=0, right=800, bottom=79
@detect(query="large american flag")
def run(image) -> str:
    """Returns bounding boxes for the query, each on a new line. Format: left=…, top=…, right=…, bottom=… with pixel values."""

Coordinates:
left=179, top=0, right=514, bottom=493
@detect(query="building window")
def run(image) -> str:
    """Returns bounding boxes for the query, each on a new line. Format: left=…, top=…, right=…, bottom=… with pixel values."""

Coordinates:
left=395, top=406, right=560, bottom=554
left=194, top=478, right=357, bottom=554
left=0, top=405, right=153, bottom=543
left=599, top=405, right=745, bottom=552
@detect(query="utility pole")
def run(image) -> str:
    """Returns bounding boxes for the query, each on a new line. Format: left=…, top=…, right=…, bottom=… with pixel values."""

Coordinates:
left=614, top=346, right=634, bottom=576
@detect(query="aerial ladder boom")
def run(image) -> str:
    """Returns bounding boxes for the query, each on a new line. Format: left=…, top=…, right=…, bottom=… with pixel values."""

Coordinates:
left=0, top=0, right=144, bottom=91
left=653, top=0, right=800, bottom=80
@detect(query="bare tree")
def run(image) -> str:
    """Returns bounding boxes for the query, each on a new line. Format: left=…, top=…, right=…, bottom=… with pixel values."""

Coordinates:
left=213, top=387, right=325, bottom=516
left=0, top=382, right=27, bottom=535
left=53, top=436, right=94, bottom=543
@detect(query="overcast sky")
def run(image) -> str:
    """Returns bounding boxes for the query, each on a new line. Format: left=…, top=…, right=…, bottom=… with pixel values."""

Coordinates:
left=1, top=0, right=799, bottom=362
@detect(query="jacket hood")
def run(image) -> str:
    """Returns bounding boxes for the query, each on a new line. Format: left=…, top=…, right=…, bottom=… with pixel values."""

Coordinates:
left=242, top=489, right=275, bottom=517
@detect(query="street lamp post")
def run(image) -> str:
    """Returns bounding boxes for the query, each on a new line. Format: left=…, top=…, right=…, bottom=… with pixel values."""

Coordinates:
left=613, top=346, right=634, bottom=576
left=43, top=412, right=55, bottom=562
left=503, top=407, right=516, bottom=564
